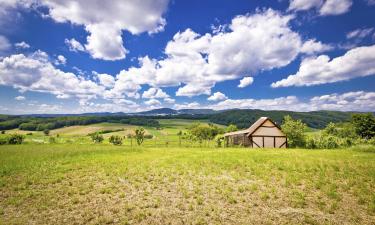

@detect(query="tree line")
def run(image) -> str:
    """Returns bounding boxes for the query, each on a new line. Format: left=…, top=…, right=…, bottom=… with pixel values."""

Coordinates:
left=0, top=115, right=160, bottom=131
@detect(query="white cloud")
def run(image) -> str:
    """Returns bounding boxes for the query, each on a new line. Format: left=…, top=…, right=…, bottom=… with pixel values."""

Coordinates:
left=207, top=91, right=375, bottom=112
left=300, top=39, right=333, bottom=54
left=174, top=102, right=201, bottom=110
left=272, top=45, right=375, bottom=87
left=0, top=35, right=11, bottom=52
left=367, top=0, right=375, bottom=5
left=164, top=97, right=175, bottom=104
left=36, top=0, right=170, bottom=60
left=288, top=0, right=352, bottom=16
left=144, top=99, right=161, bottom=106
left=288, top=0, right=323, bottom=11
left=15, top=96, right=25, bottom=100
left=319, top=0, right=352, bottom=15
left=14, top=41, right=30, bottom=49
left=54, top=55, right=66, bottom=65
left=94, top=72, right=115, bottom=88
left=207, top=92, right=228, bottom=101
left=142, top=87, right=169, bottom=99
left=309, top=91, right=375, bottom=111
left=111, top=9, right=312, bottom=97
left=65, top=38, right=85, bottom=52
left=0, top=50, right=105, bottom=100
left=346, top=28, right=374, bottom=39
left=238, top=77, right=254, bottom=88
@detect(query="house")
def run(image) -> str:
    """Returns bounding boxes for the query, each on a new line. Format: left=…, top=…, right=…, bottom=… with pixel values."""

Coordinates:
left=223, top=117, right=287, bottom=148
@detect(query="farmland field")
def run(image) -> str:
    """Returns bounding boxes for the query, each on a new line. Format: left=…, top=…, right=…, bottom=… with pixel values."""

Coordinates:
left=0, top=144, right=374, bottom=224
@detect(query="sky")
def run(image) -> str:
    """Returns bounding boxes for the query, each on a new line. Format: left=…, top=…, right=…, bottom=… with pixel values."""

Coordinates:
left=0, top=0, right=374, bottom=114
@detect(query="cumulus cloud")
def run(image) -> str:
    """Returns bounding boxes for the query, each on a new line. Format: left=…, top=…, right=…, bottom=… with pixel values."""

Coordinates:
left=39, top=0, right=169, bottom=60
left=109, top=9, right=322, bottom=97
left=0, top=50, right=105, bottom=100
left=65, top=38, right=85, bottom=52
left=94, top=72, right=115, bottom=88
left=174, top=102, right=201, bottom=110
left=14, top=41, right=30, bottom=49
left=207, top=91, right=375, bottom=112
left=238, top=77, right=254, bottom=88
left=15, top=96, right=25, bottom=100
left=272, top=45, right=375, bottom=87
left=0, top=35, right=11, bottom=52
left=207, top=92, right=227, bottom=101
left=54, top=55, right=66, bottom=65
left=288, top=0, right=352, bottom=16
left=300, top=39, right=333, bottom=54
left=144, top=99, right=161, bottom=106
left=142, top=87, right=169, bottom=99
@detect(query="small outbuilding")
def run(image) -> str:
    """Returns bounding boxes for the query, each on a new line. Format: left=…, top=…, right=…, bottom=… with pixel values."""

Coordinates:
left=223, top=117, right=287, bottom=148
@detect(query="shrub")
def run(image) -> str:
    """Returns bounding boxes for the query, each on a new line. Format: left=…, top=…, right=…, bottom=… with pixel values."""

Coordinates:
left=43, top=129, right=50, bottom=136
left=109, top=135, right=122, bottom=145
left=90, top=133, right=104, bottom=143
left=215, top=135, right=225, bottom=147
left=144, top=134, right=153, bottom=139
left=351, top=113, right=375, bottom=139
left=1, top=130, right=5, bottom=134
left=281, top=115, right=306, bottom=148
left=135, top=127, right=145, bottom=145
left=7, top=134, right=24, bottom=144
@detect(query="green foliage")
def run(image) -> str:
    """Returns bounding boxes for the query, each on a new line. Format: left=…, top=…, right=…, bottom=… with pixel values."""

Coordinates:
left=281, top=115, right=306, bottom=148
left=215, top=134, right=225, bottom=147
left=188, top=123, right=224, bottom=143
left=90, top=133, right=104, bottom=143
left=7, top=134, right=25, bottom=144
left=109, top=135, right=122, bottom=145
left=351, top=113, right=375, bottom=139
left=226, top=124, right=238, bottom=133
left=43, top=129, right=50, bottom=136
left=209, top=109, right=352, bottom=129
left=135, top=128, right=145, bottom=145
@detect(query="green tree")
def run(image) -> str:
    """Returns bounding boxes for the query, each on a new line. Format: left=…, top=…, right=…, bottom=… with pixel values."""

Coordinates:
left=109, top=135, right=122, bottom=145
left=281, top=115, right=306, bottom=148
left=7, top=134, right=24, bottom=144
left=90, top=133, right=104, bottom=143
left=43, top=129, right=50, bottom=136
left=226, top=124, right=238, bottom=133
left=351, top=113, right=375, bottom=139
left=135, top=127, right=145, bottom=145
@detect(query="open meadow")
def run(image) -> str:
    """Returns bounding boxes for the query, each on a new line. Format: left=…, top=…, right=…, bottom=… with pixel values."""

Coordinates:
left=0, top=144, right=375, bottom=225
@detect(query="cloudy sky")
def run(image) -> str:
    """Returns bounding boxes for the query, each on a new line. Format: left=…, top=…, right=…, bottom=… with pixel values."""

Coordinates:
left=0, top=0, right=374, bottom=114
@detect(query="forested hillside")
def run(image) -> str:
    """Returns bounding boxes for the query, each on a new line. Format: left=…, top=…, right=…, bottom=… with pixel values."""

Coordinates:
left=208, top=109, right=354, bottom=129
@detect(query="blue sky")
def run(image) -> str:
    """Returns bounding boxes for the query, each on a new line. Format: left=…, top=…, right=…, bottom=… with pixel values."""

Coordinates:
left=0, top=0, right=374, bottom=114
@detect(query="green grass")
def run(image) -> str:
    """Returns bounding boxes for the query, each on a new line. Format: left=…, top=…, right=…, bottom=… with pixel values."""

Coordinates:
left=0, top=144, right=374, bottom=224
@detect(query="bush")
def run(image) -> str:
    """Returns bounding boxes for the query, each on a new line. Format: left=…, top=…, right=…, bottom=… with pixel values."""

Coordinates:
left=43, top=129, right=50, bottom=136
left=7, top=134, right=24, bottom=144
left=90, top=133, right=104, bottom=143
left=1, top=130, right=5, bottom=134
left=144, top=134, right=153, bottom=139
left=351, top=113, right=375, bottom=139
left=281, top=115, right=306, bottom=148
left=109, top=135, right=122, bottom=145
left=135, top=128, right=145, bottom=145
left=215, top=134, right=225, bottom=147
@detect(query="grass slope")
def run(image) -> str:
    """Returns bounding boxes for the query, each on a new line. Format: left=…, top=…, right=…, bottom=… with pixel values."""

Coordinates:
left=0, top=145, right=374, bottom=224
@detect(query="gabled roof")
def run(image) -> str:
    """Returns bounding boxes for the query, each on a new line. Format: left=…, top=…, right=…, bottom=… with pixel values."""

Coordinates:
left=224, top=117, right=269, bottom=137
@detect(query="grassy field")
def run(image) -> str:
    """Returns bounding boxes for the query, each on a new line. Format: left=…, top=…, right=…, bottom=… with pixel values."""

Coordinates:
left=0, top=144, right=374, bottom=224
left=1, top=119, right=221, bottom=147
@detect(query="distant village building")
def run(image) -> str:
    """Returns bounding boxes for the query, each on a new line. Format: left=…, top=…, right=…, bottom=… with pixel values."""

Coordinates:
left=223, top=117, right=287, bottom=148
